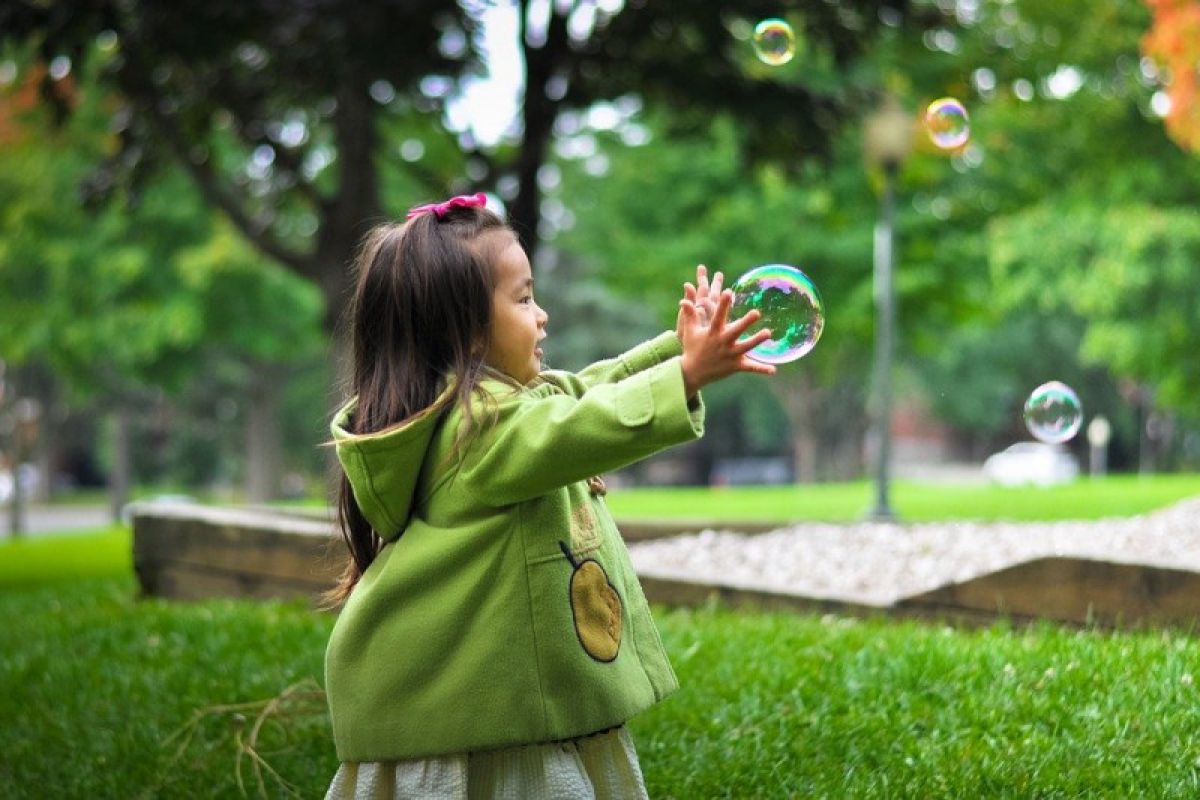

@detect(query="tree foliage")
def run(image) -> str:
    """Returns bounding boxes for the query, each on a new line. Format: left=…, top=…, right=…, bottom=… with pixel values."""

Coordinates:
left=0, top=1, right=922, bottom=334
left=4, top=0, right=1200, bottom=484
left=549, top=0, right=1200, bottom=469
left=889, top=0, right=1200, bottom=455
left=1141, top=0, right=1200, bottom=152
left=0, top=67, right=206, bottom=400
left=991, top=203, right=1200, bottom=420
left=0, top=54, right=323, bottom=398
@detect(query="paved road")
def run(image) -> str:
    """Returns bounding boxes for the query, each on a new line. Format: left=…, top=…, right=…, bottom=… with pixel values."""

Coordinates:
left=1, top=504, right=113, bottom=539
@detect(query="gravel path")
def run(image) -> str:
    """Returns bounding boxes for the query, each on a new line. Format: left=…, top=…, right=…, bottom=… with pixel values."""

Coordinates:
left=627, top=496, right=1200, bottom=607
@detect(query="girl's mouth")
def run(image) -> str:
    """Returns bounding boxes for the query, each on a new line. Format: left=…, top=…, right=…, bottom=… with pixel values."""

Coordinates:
left=534, top=348, right=544, bottom=358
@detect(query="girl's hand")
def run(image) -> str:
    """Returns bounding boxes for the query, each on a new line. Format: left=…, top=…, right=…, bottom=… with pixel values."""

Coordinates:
left=678, top=264, right=722, bottom=333
left=676, top=288, right=776, bottom=400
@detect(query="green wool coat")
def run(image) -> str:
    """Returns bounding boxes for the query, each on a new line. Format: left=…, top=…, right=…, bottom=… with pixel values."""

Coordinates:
left=325, top=331, right=705, bottom=762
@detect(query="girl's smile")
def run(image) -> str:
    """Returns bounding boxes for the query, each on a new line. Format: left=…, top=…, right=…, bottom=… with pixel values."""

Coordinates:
left=485, top=236, right=548, bottom=384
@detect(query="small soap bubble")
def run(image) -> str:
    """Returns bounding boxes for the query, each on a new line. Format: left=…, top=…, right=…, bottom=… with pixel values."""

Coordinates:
left=730, top=264, right=824, bottom=364
left=1024, top=381, right=1083, bottom=444
left=753, top=19, right=796, bottom=66
left=925, top=97, right=970, bottom=149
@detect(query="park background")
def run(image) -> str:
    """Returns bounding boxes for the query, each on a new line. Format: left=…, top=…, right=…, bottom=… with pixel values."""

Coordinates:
left=4, top=0, right=1200, bottom=797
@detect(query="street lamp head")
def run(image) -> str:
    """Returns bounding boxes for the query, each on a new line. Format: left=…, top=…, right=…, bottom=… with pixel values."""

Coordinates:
left=864, top=95, right=914, bottom=170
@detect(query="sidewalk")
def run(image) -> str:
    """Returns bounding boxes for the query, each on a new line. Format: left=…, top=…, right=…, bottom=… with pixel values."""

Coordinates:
left=2, top=504, right=112, bottom=538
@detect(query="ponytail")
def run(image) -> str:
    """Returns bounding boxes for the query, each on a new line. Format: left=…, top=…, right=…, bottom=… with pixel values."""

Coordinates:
left=320, top=474, right=381, bottom=610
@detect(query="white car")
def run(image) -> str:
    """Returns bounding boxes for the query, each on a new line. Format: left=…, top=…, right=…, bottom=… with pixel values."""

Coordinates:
left=983, top=442, right=1079, bottom=487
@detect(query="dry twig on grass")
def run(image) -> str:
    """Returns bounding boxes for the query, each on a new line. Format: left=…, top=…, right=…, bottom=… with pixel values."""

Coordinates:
left=143, top=678, right=328, bottom=799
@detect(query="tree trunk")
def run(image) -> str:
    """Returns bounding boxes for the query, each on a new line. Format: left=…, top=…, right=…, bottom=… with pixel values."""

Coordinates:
left=108, top=406, right=132, bottom=525
left=512, top=0, right=571, bottom=263
left=314, top=72, right=382, bottom=336
left=791, top=426, right=818, bottom=484
left=34, top=428, right=53, bottom=503
left=244, top=364, right=283, bottom=504
left=312, top=72, right=380, bottom=500
left=776, top=371, right=821, bottom=483
left=7, top=445, right=23, bottom=538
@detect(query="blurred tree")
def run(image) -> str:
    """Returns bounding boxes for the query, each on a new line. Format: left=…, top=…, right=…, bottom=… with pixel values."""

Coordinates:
left=884, top=0, right=1200, bottom=466
left=0, top=0, right=473, bottom=339
left=550, top=0, right=1200, bottom=479
left=1141, top=0, right=1200, bottom=152
left=990, top=204, right=1200, bottom=423
left=0, top=59, right=323, bottom=509
left=174, top=222, right=325, bottom=501
left=0, top=65, right=206, bottom=517
left=0, top=0, right=914, bottom=340
left=1, top=0, right=934, bottom=493
left=10, top=0, right=1197, bottom=486
left=552, top=113, right=882, bottom=481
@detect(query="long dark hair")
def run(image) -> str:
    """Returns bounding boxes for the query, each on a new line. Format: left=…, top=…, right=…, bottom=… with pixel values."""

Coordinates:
left=323, top=204, right=514, bottom=608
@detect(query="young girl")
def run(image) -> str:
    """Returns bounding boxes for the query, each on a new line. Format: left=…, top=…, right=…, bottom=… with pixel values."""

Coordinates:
left=322, top=193, right=775, bottom=799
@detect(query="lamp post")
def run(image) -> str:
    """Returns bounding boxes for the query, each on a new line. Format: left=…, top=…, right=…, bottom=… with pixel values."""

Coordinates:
left=863, top=96, right=913, bottom=523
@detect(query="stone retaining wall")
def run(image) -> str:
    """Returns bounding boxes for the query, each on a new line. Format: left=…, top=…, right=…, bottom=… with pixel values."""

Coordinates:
left=130, top=503, right=1200, bottom=628
left=129, top=504, right=741, bottom=606
left=132, top=504, right=342, bottom=604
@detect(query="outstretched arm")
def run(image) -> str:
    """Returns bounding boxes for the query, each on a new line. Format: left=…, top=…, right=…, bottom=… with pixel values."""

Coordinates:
left=459, top=282, right=777, bottom=506
left=564, top=332, right=683, bottom=393
left=460, top=357, right=704, bottom=506
left=552, top=264, right=727, bottom=395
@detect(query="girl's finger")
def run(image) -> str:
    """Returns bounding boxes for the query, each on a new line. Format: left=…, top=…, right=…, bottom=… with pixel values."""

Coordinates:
left=697, top=264, right=709, bottom=295
left=734, top=328, right=773, bottom=354
left=712, top=288, right=734, bottom=330
left=683, top=282, right=696, bottom=303
left=740, top=359, right=777, bottom=376
left=711, top=271, right=724, bottom=297
left=725, top=308, right=763, bottom=341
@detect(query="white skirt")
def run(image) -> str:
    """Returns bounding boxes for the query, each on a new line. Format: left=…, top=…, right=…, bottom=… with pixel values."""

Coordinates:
left=325, top=726, right=649, bottom=800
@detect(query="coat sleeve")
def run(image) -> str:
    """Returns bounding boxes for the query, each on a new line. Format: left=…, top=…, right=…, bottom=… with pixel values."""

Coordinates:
left=458, top=355, right=704, bottom=507
left=543, top=331, right=682, bottom=399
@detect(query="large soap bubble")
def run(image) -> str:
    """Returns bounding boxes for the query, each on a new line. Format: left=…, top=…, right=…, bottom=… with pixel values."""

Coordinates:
left=1024, top=381, right=1083, bottom=444
left=730, top=264, right=825, bottom=364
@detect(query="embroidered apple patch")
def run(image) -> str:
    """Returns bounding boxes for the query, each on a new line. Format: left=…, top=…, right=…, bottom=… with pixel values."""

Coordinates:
left=559, top=541, right=622, bottom=662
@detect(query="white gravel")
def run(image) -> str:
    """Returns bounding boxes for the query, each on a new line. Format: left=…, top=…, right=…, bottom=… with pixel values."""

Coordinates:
left=627, top=496, right=1200, bottom=607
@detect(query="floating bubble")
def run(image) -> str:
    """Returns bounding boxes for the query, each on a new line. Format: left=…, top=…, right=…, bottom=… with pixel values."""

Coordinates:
left=753, top=19, right=796, bottom=66
left=925, top=97, right=970, bottom=150
left=730, top=264, right=824, bottom=364
left=1023, top=381, right=1083, bottom=444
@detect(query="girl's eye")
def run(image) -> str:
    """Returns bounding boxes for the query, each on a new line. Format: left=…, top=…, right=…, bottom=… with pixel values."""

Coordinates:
left=520, top=295, right=533, bottom=304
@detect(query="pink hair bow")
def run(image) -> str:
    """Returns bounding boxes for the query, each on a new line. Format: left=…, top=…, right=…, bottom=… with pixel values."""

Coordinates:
left=405, top=192, right=488, bottom=220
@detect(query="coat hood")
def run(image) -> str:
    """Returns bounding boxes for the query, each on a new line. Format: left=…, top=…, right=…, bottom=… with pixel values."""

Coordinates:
left=329, top=391, right=451, bottom=541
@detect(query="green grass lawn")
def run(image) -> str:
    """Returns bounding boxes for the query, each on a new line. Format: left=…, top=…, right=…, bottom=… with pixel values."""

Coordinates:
left=3, top=573, right=1200, bottom=798
left=0, top=526, right=130, bottom=588
left=4, top=475, right=1199, bottom=796
left=604, top=473, right=1200, bottom=523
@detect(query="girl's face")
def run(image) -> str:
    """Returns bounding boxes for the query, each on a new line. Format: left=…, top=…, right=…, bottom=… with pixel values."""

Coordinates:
left=484, top=237, right=547, bottom=384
